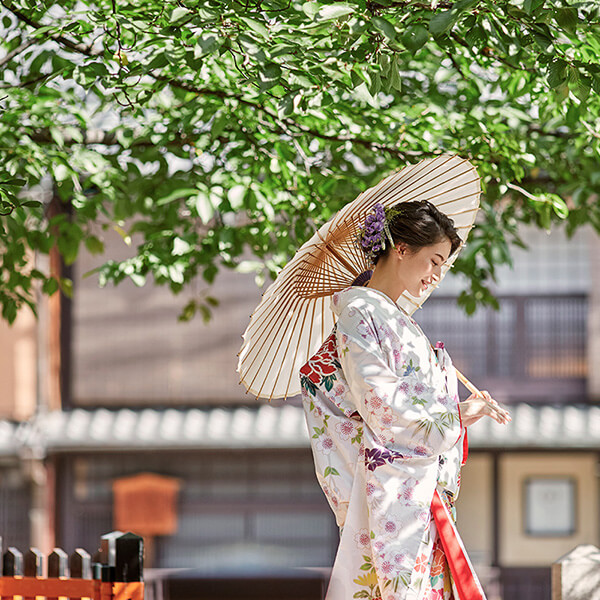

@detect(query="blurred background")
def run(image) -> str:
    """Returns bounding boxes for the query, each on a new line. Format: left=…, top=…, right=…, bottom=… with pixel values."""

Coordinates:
left=1, top=220, right=598, bottom=600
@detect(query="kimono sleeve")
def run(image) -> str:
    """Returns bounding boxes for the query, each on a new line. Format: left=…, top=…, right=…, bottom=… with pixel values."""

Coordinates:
left=335, top=304, right=462, bottom=458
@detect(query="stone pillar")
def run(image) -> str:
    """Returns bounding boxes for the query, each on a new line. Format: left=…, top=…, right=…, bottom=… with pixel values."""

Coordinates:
left=588, top=234, right=600, bottom=400
left=552, top=545, right=600, bottom=600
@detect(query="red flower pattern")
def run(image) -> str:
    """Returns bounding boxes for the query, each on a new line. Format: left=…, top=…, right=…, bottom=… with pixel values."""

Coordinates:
left=430, top=542, right=446, bottom=577
left=300, top=333, right=339, bottom=384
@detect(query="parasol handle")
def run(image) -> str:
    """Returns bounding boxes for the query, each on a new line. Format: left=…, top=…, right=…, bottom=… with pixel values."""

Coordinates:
left=454, top=367, right=481, bottom=396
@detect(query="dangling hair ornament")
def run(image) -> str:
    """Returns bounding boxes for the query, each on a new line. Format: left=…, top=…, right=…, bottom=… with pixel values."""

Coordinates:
left=357, top=203, right=401, bottom=262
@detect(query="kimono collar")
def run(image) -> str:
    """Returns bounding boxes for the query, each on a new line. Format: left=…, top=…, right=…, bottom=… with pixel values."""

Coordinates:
left=331, top=286, right=408, bottom=318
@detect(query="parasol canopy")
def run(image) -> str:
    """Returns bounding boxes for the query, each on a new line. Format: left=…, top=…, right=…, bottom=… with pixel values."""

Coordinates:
left=238, top=154, right=481, bottom=401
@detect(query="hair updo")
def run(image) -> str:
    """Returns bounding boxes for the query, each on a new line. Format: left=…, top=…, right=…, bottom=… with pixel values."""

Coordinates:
left=359, top=200, right=462, bottom=265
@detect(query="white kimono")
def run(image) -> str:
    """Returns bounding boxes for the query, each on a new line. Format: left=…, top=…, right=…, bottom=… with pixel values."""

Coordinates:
left=300, top=287, right=485, bottom=600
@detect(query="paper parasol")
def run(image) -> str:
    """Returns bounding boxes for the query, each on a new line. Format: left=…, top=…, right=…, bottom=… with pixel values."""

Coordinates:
left=238, top=154, right=481, bottom=400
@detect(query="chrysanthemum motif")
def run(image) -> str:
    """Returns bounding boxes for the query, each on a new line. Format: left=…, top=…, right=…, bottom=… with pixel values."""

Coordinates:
left=392, top=551, right=408, bottom=568
left=354, top=528, right=371, bottom=548
left=367, top=393, right=384, bottom=412
left=380, top=407, right=397, bottom=429
left=378, top=516, right=399, bottom=539
left=399, top=381, right=411, bottom=394
left=335, top=419, right=356, bottom=440
left=397, top=481, right=415, bottom=503
left=414, top=382, right=426, bottom=395
left=316, top=435, right=336, bottom=455
left=412, top=445, right=429, bottom=457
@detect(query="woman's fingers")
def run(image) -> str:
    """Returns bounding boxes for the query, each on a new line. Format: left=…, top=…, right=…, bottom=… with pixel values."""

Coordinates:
left=477, top=392, right=511, bottom=424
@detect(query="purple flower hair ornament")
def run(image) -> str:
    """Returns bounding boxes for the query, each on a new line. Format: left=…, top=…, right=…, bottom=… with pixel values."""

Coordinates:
left=356, top=203, right=400, bottom=263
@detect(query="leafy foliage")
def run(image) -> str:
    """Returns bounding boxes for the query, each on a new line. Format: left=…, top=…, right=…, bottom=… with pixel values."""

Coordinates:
left=1, top=0, right=599, bottom=323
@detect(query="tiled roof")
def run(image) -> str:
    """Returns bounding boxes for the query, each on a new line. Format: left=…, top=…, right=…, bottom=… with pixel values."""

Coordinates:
left=8, top=403, right=600, bottom=455
left=20, top=405, right=309, bottom=452
left=467, top=402, right=600, bottom=449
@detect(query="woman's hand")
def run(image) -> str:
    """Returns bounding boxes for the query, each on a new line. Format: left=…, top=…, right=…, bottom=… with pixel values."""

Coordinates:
left=459, top=390, right=511, bottom=427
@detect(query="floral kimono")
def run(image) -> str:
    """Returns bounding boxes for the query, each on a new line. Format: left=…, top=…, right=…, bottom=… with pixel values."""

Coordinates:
left=300, top=287, right=486, bottom=600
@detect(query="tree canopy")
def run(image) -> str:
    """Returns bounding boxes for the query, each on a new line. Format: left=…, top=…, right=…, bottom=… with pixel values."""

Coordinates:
left=0, top=0, right=599, bottom=324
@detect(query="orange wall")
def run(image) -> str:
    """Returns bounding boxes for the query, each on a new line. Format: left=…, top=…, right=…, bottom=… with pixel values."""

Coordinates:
left=0, top=308, right=37, bottom=420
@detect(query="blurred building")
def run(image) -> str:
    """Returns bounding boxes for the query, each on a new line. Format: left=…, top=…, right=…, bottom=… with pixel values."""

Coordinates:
left=0, top=223, right=598, bottom=599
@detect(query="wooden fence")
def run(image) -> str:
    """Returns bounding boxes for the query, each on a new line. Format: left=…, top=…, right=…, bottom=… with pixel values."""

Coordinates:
left=0, top=531, right=143, bottom=600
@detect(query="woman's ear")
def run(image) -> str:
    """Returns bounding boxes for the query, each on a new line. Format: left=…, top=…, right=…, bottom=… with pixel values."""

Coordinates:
left=396, top=244, right=407, bottom=257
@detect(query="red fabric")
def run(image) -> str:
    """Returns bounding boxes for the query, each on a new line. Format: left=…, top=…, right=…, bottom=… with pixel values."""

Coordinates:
left=431, top=490, right=486, bottom=600
left=462, top=428, right=469, bottom=466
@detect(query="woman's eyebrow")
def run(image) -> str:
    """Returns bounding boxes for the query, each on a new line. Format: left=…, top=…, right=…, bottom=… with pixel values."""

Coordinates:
left=435, top=253, right=448, bottom=262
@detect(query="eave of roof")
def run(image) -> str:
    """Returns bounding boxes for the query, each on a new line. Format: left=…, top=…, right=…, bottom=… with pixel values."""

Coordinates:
left=5, top=403, right=600, bottom=456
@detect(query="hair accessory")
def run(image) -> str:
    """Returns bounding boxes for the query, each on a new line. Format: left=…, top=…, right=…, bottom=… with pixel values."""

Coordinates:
left=357, top=203, right=397, bottom=262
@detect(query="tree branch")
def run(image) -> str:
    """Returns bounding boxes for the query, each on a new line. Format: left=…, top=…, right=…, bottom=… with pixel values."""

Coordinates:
left=1, top=3, right=425, bottom=158
left=0, top=38, right=37, bottom=69
left=0, top=0, right=100, bottom=57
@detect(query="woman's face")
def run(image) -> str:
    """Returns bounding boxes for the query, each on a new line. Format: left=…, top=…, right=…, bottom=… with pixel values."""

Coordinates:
left=396, top=238, right=452, bottom=297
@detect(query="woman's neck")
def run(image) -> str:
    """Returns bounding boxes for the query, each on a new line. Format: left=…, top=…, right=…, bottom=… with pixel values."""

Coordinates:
left=366, top=260, right=405, bottom=302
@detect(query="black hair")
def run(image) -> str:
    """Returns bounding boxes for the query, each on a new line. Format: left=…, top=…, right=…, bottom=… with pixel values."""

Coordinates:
left=371, top=200, right=461, bottom=265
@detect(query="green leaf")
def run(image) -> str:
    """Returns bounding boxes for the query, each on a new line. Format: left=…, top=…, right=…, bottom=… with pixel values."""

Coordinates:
left=59, top=278, right=74, bottom=298
left=302, top=2, right=321, bottom=19
left=227, top=185, right=246, bottom=209
left=573, top=75, right=591, bottom=102
left=277, top=94, right=295, bottom=118
left=257, top=63, right=282, bottom=91
left=171, top=7, right=189, bottom=22
left=453, top=0, right=479, bottom=12
left=524, top=0, right=545, bottom=14
left=84, top=235, right=105, bottom=255
left=157, top=188, right=198, bottom=206
left=429, top=10, right=458, bottom=36
left=555, top=7, right=578, bottom=34
left=372, top=16, right=396, bottom=41
left=195, top=34, right=221, bottom=57
left=388, top=56, right=402, bottom=92
left=2, top=300, right=17, bottom=325
left=194, top=193, right=214, bottom=224
left=239, top=16, right=269, bottom=38
left=401, top=25, right=429, bottom=51
left=0, top=178, right=26, bottom=187
left=547, top=58, right=567, bottom=88
left=550, top=194, right=569, bottom=219
left=57, top=234, right=81, bottom=266
left=173, top=237, right=191, bottom=255
left=42, top=277, right=59, bottom=296
left=318, top=4, right=354, bottom=21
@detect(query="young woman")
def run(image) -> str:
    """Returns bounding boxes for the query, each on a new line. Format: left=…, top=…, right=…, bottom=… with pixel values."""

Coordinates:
left=300, top=200, right=510, bottom=600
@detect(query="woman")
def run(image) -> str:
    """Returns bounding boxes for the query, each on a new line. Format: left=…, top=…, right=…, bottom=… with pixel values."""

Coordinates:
left=300, top=200, right=510, bottom=600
